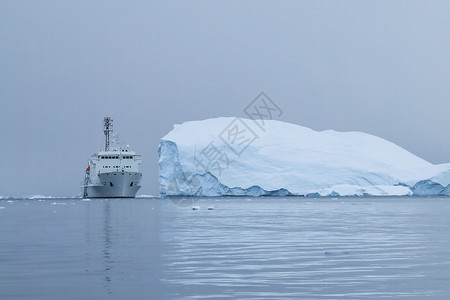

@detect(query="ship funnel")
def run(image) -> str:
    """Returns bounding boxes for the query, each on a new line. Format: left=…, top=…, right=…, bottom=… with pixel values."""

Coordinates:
left=103, top=117, right=113, bottom=151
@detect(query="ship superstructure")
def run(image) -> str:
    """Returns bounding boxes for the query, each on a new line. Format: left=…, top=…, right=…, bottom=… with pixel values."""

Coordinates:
left=82, top=117, right=142, bottom=198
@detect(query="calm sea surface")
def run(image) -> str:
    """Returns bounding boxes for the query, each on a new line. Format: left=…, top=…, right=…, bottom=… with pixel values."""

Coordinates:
left=0, top=197, right=449, bottom=299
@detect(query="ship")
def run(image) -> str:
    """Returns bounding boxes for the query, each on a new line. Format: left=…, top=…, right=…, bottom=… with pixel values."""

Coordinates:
left=82, top=117, right=142, bottom=198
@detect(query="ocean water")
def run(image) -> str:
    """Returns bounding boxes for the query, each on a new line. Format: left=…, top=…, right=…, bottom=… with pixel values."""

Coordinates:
left=0, top=197, right=449, bottom=299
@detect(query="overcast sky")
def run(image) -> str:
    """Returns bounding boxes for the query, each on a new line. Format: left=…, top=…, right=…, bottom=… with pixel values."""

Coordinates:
left=1, top=0, right=450, bottom=197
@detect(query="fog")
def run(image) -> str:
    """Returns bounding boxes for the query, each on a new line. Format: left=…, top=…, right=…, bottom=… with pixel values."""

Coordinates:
left=1, top=0, right=449, bottom=197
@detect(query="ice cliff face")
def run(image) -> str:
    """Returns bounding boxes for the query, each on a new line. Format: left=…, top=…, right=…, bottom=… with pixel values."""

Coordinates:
left=159, top=117, right=450, bottom=197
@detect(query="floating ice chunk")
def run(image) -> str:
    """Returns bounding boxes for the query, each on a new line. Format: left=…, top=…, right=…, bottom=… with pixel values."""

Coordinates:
left=192, top=206, right=200, bottom=210
left=207, top=206, right=214, bottom=210
left=29, top=195, right=55, bottom=200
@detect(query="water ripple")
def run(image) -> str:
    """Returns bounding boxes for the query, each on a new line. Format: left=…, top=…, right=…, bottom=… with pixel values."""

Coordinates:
left=160, top=198, right=450, bottom=299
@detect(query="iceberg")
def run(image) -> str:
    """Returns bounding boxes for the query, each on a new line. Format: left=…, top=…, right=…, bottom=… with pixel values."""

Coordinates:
left=159, top=117, right=450, bottom=197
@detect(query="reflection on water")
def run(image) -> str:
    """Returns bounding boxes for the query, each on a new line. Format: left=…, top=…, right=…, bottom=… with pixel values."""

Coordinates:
left=0, top=197, right=449, bottom=299
left=159, top=197, right=450, bottom=299
left=102, top=201, right=113, bottom=292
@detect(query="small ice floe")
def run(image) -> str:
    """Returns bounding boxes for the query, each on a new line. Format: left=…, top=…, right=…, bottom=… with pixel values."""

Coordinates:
left=81, top=199, right=91, bottom=202
left=192, top=206, right=200, bottom=210
left=51, top=202, right=67, bottom=205
left=7, top=200, right=14, bottom=203
left=207, top=206, right=214, bottom=210
left=29, top=195, right=55, bottom=200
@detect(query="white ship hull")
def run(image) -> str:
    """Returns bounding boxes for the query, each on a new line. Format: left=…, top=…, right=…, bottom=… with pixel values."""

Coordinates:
left=82, top=172, right=142, bottom=198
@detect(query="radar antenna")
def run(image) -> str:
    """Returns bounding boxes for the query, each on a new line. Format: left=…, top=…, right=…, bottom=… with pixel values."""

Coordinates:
left=103, top=117, right=113, bottom=151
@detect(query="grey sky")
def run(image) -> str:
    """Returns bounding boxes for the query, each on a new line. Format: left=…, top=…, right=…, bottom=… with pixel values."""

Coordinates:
left=1, top=0, right=449, bottom=197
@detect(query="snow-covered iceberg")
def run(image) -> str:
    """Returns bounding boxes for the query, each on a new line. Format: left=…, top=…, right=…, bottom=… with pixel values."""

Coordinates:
left=159, top=117, right=450, bottom=197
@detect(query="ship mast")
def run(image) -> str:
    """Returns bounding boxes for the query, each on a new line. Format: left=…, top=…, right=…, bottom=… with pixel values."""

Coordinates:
left=103, top=117, right=113, bottom=151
